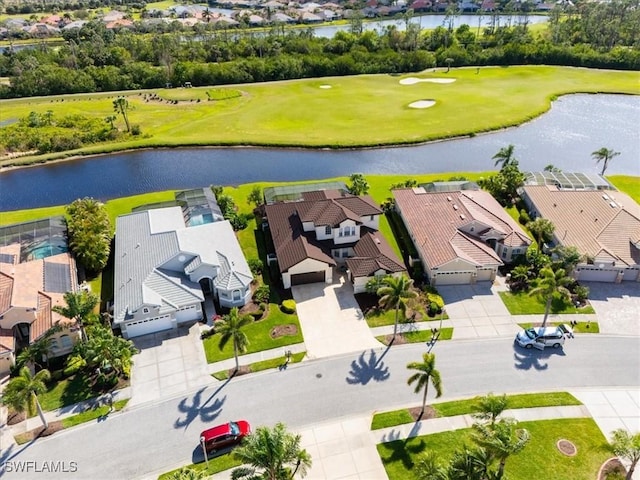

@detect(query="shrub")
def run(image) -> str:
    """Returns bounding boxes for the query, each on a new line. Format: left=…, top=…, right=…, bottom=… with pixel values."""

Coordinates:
left=280, top=299, right=296, bottom=314
left=519, top=209, right=531, bottom=225
left=200, top=327, right=216, bottom=340
left=428, top=301, right=441, bottom=316
left=229, top=213, right=249, bottom=231
left=130, top=124, right=142, bottom=136
left=259, top=302, right=268, bottom=311
left=253, top=284, right=270, bottom=304
left=63, top=354, right=86, bottom=376
left=573, top=285, right=590, bottom=302
left=248, top=258, right=263, bottom=276
left=250, top=309, right=265, bottom=320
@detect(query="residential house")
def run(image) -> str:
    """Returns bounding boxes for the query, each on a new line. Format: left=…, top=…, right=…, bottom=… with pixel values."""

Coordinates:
left=113, top=205, right=252, bottom=339
left=264, top=189, right=405, bottom=292
left=393, top=185, right=531, bottom=285
left=0, top=217, right=80, bottom=376
left=520, top=185, right=640, bottom=283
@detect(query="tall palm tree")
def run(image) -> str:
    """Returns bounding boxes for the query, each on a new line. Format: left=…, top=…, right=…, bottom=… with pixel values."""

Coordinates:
left=528, top=267, right=572, bottom=328
left=473, top=418, right=530, bottom=479
left=609, top=429, right=640, bottom=480
left=492, top=144, right=516, bottom=170
left=217, top=307, right=252, bottom=374
left=473, top=393, right=508, bottom=427
left=113, top=96, right=131, bottom=132
left=1, top=366, right=51, bottom=429
left=526, top=217, right=555, bottom=252
left=377, top=274, right=417, bottom=340
left=232, top=423, right=312, bottom=480
left=591, top=147, right=620, bottom=176
left=52, top=290, right=99, bottom=342
left=407, top=352, right=443, bottom=417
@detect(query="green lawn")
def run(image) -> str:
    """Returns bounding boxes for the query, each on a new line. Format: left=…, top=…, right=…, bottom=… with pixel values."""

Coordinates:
left=38, top=374, right=100, bottom=412
left=212, top=351, right=306, bottom=380
left=609, top=175, right=640, bottom=204
left=518, top=321, right=599, bottom=333
left=371, top=392, right=581, bottom=429
left=499, top=291, right=595, bottom=315
left=202, top=304, right=303, bottom=363
left=378, top=418, right=610, bottom=480
left=376, top=327, right=453, bottom=346
left=61, top=399, right=129, bottom=428
left=2, top=66, right=638, bottom=166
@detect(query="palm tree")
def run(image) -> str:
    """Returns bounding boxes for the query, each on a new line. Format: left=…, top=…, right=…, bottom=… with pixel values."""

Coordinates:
left=113, top=96, right=131, bottom=132
left=407, top=352, right=443, bottom=417
left=52, top=290, right=99, bottom=342
left=526, top=217, right=555, bottom=251
left=591, top=147, right=620, bottom=176
left=1, top=366, right=51, bottom=429
left=16, top=325, right=62, bottom=370
left=217, top=307, right=252, bottom=374
left=609, top=429, right=640, bottom=480
left=528, top=267, right=572, bottom=328
left=444, top=57, right=454, bottom=72
left=377, top=274, right=418, bottom=340
left=232, top=422, right=312, bottom=480
left=472, top=393, right=508, bottom=427
left=473, top=418, right=530, bottom=479
left=492, top=144, right=516, bottom=170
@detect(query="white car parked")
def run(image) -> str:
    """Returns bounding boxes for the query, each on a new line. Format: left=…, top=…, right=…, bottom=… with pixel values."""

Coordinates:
left=515, top=325, right=574, bottom=350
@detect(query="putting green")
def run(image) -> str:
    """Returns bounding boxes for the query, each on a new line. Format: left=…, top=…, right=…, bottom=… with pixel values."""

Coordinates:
left=1, top=65, right=638, bottom=163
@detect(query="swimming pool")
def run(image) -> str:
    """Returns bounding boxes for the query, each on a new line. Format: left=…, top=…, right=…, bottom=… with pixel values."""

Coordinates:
left=22, top=238, right=68, bottom=262
left=188, top=213, right=214, bottom=227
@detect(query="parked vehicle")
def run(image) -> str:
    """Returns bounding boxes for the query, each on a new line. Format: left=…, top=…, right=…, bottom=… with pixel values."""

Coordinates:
left=515, top=325, right=573, bottom=349
left=200, top=420, right=251, bottom=454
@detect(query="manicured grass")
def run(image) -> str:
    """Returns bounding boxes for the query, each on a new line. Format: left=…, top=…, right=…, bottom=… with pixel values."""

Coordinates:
left=518, top=321, right=599, bottom=333
left=2, top=66, right=638, bottom=165
left=499, top=291, right=595, bottom=315
left=61, top=399, right=129, bottom=428
left=158, top=455, right=243, bottom=480
left=609, top=175, right=640, bottom=204
left=378, top=418, right=610, bottom=480
left=211, top=351, right=306, bottom=380
left=39, top=374, right=100, bottom=412
left=375, top=327, right=453, bottom=345
left=371, top=392, right=581, bottom=429
left=202, top=304, right=303, bottom=363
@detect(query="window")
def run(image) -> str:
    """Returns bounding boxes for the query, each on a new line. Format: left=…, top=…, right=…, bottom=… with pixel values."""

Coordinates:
left=325, top=226, right=331, bottom=235
left=341, top=250, right=350, bottom=258
left=340, top=226, right=356, bottom=237
left=502, top=250, right=507, bottom=258
left=370, top=215, right=374, bottom=221
left=49, top=339, right=59, bottom=351
left=233, top=290, right=241, bottom=301
left=142, top=307, right=149, bottom=314
left=60, top=335, right=72, bottom=349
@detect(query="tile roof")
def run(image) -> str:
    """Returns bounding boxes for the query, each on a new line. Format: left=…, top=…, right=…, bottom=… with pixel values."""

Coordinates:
left=0, top=328, right=14, bottom=355
left=522, top=186, right=640, bottom=266
left=393, top=188, right=530, bottom=269
left=346, top=231, right=405, bottom=277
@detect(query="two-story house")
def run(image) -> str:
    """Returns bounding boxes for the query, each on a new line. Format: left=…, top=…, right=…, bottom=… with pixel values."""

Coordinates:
left=393, top=185, right=531, bottom=285
left=264, top=190, right=405, bottom=292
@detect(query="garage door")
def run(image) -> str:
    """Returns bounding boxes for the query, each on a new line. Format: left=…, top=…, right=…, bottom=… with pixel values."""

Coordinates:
left=433, top=272, right=472, bottom=285
left=291, top=271, right=326, bottom=286
left=576, top=267, right=619, bottom=283
left=125, top=315, right=172, bottom=338
left=622, top=269, right=639, bottom=282
left=476, top=268, right=495, bottom=282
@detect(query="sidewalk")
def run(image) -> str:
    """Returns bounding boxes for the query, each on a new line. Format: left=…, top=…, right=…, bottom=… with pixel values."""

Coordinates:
left=211, top=387, right=639, bottom=480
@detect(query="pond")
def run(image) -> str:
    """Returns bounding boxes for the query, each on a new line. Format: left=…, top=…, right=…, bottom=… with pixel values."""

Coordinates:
left=0, top=94, right=638, bottom=211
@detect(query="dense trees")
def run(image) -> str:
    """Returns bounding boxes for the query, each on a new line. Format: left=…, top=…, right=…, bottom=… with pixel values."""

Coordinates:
left=65, top=197, right=112, bottom=274
left=52, top=290, right=100, bottom=342
left=1, top=3, right=638, bottom=99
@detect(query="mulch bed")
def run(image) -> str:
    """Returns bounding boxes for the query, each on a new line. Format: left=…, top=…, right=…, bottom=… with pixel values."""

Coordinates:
left=16, top=421, right=64, bottom=443
left=408, top=406, right=437, bottom=422
left=6, top=409, right=26, bottom=426
left=598, top=457, right=627, bottom=480
left=556, top=439, right=577, bottom=456
left=270, top=324, right=298, bottom=339
left=227, top=365, right=252, bottom=378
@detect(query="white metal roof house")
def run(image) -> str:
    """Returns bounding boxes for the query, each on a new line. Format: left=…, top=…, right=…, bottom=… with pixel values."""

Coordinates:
left=113, top=207, right=252, bottom=339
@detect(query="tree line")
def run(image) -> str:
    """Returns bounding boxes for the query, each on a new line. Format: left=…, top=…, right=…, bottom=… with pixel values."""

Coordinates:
left=1, top=1, right=639, bottom=99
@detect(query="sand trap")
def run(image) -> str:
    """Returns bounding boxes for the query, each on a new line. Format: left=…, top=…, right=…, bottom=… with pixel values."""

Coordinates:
left=409, top=100, right=436, bottom=109
left=319, top=85, right=332, bottom=89
left=400, top=77, right=456, bottom=85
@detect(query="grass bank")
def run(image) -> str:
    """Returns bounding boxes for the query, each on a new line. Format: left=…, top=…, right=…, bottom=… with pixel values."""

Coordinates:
left=499, top=291, right=596, bottom=315
left=2, top=66, right=638, bottom=168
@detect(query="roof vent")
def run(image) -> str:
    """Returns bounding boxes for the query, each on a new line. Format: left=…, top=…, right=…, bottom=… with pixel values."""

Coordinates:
left=610, top=202, right=617, bottom=208
left=460, top=214, right=466, bottom=220
left=135, top=243, right=141, bottom=248
left=602, top=194, right=609, bottom=200
left=453, top=204, right=458, bottom=210
left=447, top=196, right=452, bottom=202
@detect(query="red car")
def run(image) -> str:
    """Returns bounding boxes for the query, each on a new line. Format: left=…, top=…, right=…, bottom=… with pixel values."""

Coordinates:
left=200, top=420, right=251, bottom=454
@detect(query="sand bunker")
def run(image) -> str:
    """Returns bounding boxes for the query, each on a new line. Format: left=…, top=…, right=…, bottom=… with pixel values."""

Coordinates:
left=409, top=100, right=436, bottom=109
left=400, top=78, right=456, bottom=85
left=319, top=85, right=332, bottom=89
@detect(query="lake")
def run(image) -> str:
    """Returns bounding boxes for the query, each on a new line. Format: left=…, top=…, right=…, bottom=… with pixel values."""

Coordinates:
left=0, top=93, right=638, bottom=211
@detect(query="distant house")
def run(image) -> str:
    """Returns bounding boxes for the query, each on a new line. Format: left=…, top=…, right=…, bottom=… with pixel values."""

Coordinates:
left=113, top=202, right=252, bottom=339
left=0, top=217, right=80, bottom=376
left=264, top=189, right=405, bottom=292
left=520, top=185, right=640, bottom=283
left=299, top=11, right=323, bottom=23
left=102, top=10, right=126, bottom=22
left=393, top=185, right=531, bottom=285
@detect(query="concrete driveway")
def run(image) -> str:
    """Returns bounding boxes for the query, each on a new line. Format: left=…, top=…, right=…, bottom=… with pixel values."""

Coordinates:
left=128, top=324, right=212, bottom=406
left=581, top=282, right=640, bottom=336
left=292, top=273, right=383, bottom=359
left=437, top=282, right=518, bottom=339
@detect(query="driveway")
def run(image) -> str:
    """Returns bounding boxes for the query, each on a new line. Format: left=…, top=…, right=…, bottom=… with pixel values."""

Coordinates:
left=292, top=273, right=383, bottom=359
left=128, top=324, right=212, bottom=406
left=437, top=282, right=519, bottom=339
left=580, top=282, right=640, bottom=336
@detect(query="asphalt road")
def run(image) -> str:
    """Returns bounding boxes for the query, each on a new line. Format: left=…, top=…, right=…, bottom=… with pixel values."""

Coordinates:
left=1, top=336, right=638, bottom=479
